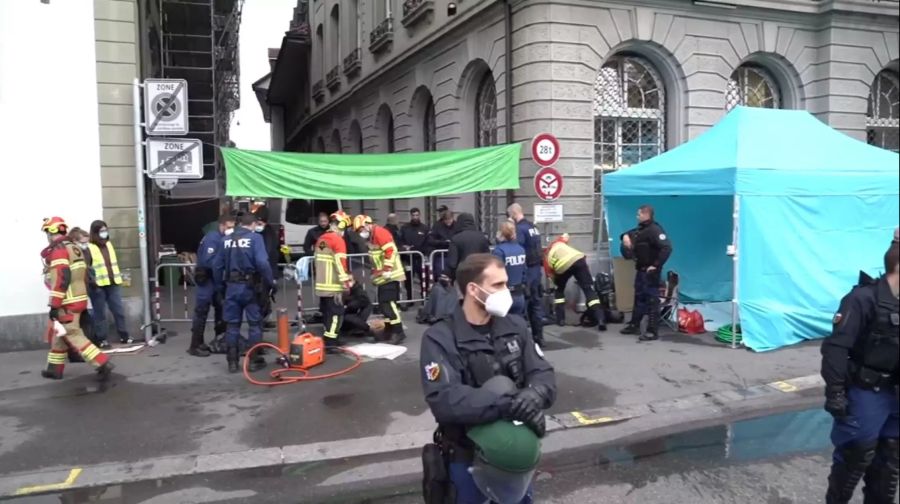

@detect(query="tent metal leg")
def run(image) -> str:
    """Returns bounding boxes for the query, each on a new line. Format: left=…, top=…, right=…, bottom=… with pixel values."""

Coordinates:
left=730, top=195, right=740, bottom=349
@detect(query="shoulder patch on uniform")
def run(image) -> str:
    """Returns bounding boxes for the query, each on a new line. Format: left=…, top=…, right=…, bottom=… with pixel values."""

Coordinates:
left=535, top=343, right=545, bottom=358
left=424, top=362, right=441, bottom=382
left=832, top=313, right=842, bottom=325
left=659, top=234, right=667, bottom=241
left=207, top=247, right=215, bottom=254
left=318, top=241, right=327, bottom=250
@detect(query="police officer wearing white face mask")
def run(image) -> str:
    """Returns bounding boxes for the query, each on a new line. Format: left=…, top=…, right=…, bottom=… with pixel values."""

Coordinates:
left=420, top=253, right=556, bottom=504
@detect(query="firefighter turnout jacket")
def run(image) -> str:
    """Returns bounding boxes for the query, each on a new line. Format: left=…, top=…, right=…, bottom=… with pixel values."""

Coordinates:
left=543, top=235, right=585, bottom=278
left=368, top=225, right=406, bottom=286
left=315, top=231, right=351, bottom=297
left=42, top=237, right=89, bottom=313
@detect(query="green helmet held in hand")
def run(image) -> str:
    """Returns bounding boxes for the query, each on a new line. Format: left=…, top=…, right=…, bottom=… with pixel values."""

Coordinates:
left=466, top=419, right=541, bottom=504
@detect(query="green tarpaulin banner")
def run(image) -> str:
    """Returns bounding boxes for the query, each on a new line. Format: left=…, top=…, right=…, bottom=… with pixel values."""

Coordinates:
left=220, top=143, right=522, bottom=199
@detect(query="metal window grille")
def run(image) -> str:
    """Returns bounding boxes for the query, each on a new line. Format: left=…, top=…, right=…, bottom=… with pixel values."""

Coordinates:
left=725, top=65, right=781, bottom=111
left=424, top=97, right=438, bottom=222
left=476, top=74, right=499, bottom=238
left=866, top=70, right=900, bottom=153
left=592, top=56, right=666, bottom=247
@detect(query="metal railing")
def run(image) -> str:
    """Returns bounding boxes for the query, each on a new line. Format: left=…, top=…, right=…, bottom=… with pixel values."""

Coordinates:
left=152, top=249, right=437, bottom=325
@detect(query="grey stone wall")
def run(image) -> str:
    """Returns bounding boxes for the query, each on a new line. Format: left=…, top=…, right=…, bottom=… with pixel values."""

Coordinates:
left=289, top=0, right=899, bottom=253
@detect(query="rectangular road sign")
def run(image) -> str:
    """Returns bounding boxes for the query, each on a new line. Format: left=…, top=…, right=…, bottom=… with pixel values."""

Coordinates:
left=534, top=203, right=564, bottom=223
left=143, top=78, right=189, bottom=135
left=145, top=138, right=204, bottom=179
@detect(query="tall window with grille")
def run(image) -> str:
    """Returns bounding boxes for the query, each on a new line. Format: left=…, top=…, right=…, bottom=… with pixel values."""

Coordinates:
left=867, top=69, right=900, bottom=152
left=476, top=73, right=499, bottom=237
left=424, top=96, right=438, bottom=221
left=726, top=65, right=781, bottom=111
left=593, top=56, right=666, bottom=247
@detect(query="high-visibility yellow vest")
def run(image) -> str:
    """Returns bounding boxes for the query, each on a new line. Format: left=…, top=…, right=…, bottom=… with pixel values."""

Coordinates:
left=546, top=241, right=585, bottom=275
left=88, top=242, right=122, bottom=287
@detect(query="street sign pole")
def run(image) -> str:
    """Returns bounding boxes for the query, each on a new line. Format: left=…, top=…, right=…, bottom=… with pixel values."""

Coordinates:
left=132, top=78, right=153, bottom=342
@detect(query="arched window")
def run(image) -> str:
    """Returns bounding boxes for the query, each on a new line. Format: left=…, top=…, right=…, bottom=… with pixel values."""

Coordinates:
left=349, top=120, right=363, bottom=153
left=593, top=55, right=666, bottom=246
left=424, top=95, right=436, bottom=152
left=315, top=24, right=324, bottom=79
left=476, top=75, right=498, bottom=147
left=331, top=129, right=342, bottom=153
left=867, top=69, right=900, bottom=152
left=329, top=5, right=340, bottom=71
left=726, top=64, right=781, bottom=111
left=475, top=73, right=499, bottom=236
left=423, top=95, right=437, bottom=221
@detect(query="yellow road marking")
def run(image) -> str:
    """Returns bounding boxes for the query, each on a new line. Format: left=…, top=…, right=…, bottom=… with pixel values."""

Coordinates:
left=571, top=411, right=615, bottom=426
left=769, top=381, right=799, bottom=393
left=13, top=468, right=82, bottom=496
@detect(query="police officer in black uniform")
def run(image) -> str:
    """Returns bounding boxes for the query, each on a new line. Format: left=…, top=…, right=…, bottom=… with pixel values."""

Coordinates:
left=821, top=239, right=899, bottom=504
left=508, top=203, right=546, bottom=347
left=620, top=204, right=672, bottom=341
left=420, top=253, right=556, bottom=504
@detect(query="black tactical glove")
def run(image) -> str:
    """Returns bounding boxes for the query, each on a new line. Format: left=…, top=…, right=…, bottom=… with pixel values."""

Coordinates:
left=510, top=387, right=544, bottom=422
left=825, top=385, right=849, bottom=420
left=48, top=308, right=60, bottom=321
left=524, top=411, right=547, bottom=438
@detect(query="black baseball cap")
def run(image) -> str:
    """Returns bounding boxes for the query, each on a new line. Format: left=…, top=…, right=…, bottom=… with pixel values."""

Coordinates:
left=437, top=205, right=449, bottom=212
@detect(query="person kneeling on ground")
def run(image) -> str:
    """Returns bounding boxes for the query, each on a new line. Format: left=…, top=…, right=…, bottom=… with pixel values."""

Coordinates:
left=341, top=282, right=374, bottom=339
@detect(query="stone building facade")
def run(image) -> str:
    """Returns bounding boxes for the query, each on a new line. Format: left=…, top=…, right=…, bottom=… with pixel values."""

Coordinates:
left=268, top=0, right=899, bottom=253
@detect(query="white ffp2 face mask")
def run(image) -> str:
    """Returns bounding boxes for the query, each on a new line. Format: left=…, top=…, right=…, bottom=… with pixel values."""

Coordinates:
left=359, top=230, right=371, bottom=240
left=475, top=285, right=513, bottom=318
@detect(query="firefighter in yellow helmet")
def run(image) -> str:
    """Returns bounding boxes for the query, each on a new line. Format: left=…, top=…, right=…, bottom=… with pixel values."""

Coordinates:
left=543, top=233, right=607, bottom=332
left=314, top=211, right=353, bottom=351
left=40, top=217, right=115, bottom=381
left=354, top=214, right=407, bottom=344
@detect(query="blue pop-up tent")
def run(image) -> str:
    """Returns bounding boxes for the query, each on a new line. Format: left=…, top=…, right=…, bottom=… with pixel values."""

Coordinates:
left=603, top=106, right=899, bottom=351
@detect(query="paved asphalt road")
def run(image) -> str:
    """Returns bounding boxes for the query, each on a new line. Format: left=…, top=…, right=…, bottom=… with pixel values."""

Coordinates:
left=12, top=407, right=888, bottom=504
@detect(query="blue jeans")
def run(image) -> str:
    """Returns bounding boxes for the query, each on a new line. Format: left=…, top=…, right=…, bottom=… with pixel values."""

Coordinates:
left=449, top=463, right=533, bottom=504
left=89, top=284, right=128, bottom=342
left=223, top=283, right=262, bottom=348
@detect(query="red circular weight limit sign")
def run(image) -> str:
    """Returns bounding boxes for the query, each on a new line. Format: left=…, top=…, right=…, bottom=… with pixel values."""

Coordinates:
left=531, top=133, right=560, bottom=167
left=534, top=166, right=563, bottom=201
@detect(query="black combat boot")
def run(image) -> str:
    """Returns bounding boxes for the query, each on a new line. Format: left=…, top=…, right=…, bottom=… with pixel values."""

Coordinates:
left=41, top=363, right=64, bottom=380
left=96, top=362, right=115, bottom=382
left=226, top=346, right=240, bottom=374
left=187, top=328, right=211, bottom=357
left=826, top=443, right=877, bottom=504
left=554, top=303, right=566, bottom=327
left=590, top=305, right=607, bottom=332
left=862, top=438, right=899, bottom=504
left=639, top=306, right=660, bottom=341
left=388, top=324, right=407, bottom=345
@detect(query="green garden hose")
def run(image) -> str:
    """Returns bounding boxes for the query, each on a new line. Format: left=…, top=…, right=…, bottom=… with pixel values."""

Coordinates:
left=716, top=324, right=743, bottom=345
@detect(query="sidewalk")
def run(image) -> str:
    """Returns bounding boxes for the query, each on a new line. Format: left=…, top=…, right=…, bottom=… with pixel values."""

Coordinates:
left=0, top=316, right=824, bottom=497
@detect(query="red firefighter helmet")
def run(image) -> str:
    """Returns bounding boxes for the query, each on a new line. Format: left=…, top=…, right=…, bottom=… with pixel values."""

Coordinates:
left=41, top=217, right=68, bottom=235
left=330, top=210, right=352, bottom=230
left=352, top=214, right=373, bottom=232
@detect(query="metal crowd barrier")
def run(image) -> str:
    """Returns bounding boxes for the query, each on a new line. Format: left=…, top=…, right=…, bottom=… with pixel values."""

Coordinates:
left=153, top=250, right=435, bottom=325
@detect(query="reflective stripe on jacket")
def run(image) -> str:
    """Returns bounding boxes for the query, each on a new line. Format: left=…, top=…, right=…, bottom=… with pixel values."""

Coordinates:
left=88, top=241, right=122, bottom=287
left=44, top=239, right=89, bottom=311
left=315, top=232, right=350, bottom=296
left=545, top=241, right=585, bottom=276
left=369, top=225, right=406, bottom=286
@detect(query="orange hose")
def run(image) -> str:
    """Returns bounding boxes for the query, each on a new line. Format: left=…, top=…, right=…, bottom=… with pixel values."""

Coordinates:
left=242, top=342, right=363, bottom=386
